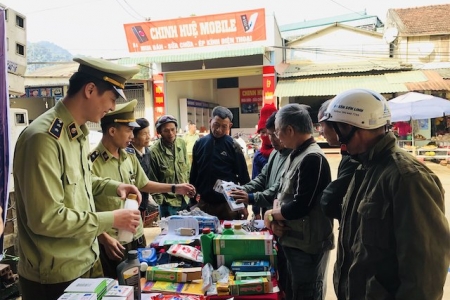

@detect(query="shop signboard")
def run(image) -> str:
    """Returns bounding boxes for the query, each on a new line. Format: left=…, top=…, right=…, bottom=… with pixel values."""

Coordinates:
left=124, top=8, right=266, bottom=52
left=240, top=87, right=262, bottom=114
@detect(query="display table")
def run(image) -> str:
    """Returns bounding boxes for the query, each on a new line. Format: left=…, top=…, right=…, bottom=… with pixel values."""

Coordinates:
left=208, top=293, right=279, bottom=300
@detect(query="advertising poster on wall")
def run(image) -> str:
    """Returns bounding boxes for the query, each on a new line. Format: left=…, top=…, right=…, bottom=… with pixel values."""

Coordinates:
left=240, top=88, right=262, bottom=114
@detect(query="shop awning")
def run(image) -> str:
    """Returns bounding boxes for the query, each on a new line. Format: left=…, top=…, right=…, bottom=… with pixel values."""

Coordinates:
left=274, top=71, right=428, bottom=97
left=118, top=46, right=266, bottom=65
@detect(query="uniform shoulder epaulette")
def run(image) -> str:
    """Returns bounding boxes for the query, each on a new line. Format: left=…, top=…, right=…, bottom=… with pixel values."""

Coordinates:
left=125, top=147, right=135, bottom=154
left=89, top=150, right=100, bottom=163
left=48, top=118, right=64, bottom=139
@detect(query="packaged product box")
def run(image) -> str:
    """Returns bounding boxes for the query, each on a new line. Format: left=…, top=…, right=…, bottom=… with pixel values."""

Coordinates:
left=216, top=248, right=277, bottom=268
left=146, top=266, right=202, bottom=282
left=57, top=294, right=97, bottom=300
left=104, top=285, right=133, bottom=300
left=235, top=271, right=272, bottom=281
left=231, top=260, right=270, bottom=272
left=213, top=234, right=273, bottom=256
left=229, top=278, right=272, bottom=295
left=169, top=215, right=220, bottom=233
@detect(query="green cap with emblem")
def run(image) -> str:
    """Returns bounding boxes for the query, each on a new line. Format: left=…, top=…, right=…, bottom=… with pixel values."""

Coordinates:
left=73, top=56, right=139, bottom=101
left=101, top=99, right=140, bottom=127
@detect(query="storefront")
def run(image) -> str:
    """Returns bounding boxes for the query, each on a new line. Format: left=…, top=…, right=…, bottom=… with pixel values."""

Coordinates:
left=119, top=8, right=284, bottom=136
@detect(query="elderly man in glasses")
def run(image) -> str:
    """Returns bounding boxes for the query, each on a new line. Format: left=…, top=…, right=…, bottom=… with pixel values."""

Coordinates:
left=190, top=106, right=250, bottom=220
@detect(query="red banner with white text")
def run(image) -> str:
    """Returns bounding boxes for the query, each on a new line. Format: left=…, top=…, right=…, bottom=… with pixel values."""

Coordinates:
left=263, top=66, right=275, bottom=105
left=153, top=74, right=165, bottom=123
left=124, top=8, right=266, bottom=52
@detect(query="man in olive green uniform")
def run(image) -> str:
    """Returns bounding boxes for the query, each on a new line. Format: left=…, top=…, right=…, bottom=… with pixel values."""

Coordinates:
left=91, top=103, right=196, bottom=278
left=13, top=56, right=143, bottom=300
left=149, top=115, right=190, bottom=217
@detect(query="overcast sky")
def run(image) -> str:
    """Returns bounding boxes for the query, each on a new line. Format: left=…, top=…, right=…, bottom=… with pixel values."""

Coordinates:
left=2, top=0, right=449, bottom=58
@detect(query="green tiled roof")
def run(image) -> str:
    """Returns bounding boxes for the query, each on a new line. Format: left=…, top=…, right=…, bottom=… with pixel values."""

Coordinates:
left=118, top=46, right=266, bottom=65
left=274, top=71, right=428, bottom=97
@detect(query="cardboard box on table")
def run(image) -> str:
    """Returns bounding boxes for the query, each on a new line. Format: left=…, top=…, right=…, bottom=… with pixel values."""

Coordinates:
left=214, top=234, right=277, bottom=268
left=229, top=278, right=272, bottom=295
left=146, top=266, right=202, bottom=282
left=213, top=234, right=273, bottom=256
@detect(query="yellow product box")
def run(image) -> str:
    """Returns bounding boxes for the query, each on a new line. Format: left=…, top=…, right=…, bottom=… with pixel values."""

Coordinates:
left=145, top=266, right=202, bottom=282
left=229, top=278, right=272, bottom=295
left=213, top=234, right=273, bottom=256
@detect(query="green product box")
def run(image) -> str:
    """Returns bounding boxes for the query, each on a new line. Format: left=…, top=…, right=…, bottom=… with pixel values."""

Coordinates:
left=213, top=234, right=273, bottom=256
left=216, top=248, right=277, bottom=268
left=229, top=278, right=272, bottom=295
left=235, top=271, right=272, bottom=281
left=145, top=266, right=202, bottom=283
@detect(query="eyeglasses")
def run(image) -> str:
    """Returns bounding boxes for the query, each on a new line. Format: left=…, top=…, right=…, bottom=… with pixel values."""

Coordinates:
left=274, top=127, right=282, bottom=138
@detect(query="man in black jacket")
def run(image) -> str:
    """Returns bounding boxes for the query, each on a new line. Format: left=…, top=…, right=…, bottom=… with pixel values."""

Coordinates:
left=190, top=106, right=250, bottom=220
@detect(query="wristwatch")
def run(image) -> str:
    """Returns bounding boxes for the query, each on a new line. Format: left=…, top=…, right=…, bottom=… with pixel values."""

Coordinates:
left=171, top=184, right=176, bottom=193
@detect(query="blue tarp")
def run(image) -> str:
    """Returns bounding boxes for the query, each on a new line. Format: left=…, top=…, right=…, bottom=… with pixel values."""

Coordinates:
left=0, top=8, right=11, bottom=259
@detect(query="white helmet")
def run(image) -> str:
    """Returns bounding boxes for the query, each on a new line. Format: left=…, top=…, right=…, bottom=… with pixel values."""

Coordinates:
left=321, top=88, right=391, bottom=129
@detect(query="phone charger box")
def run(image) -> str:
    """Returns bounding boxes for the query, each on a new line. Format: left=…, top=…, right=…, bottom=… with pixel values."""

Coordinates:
left=213, top=234, right=273, bottom=256
left=216, top=248, right=277, bottom=269
left=231, top=260, right=270, bottom=272
left=57, top=294, right=97, bottom=300
left=229, top=278, right=272, bottom=295
left=104, top=285, right=133, bottom=300
left=146, top=266, right=202, bottom=282
left=235, top=271, right=272, bottom=281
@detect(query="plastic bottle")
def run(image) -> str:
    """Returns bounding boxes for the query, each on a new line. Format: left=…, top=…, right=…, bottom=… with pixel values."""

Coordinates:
left=233, top=223, right=247, bottom=235
left=222, top=222, right=234, bottom=235
left=117, top=250, right=141, bottom=300
left=200, top=227, right=216, bottom=268
left=118, top=193, right=139, bottom=243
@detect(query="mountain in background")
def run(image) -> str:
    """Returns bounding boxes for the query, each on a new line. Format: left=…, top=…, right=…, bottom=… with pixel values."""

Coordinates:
left=26, top=41, right=73, bottom=72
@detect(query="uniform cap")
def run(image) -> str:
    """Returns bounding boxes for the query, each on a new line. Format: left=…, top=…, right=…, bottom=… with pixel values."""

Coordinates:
left=155, top=115, right=178, bottom=133
left=101, top=99, right=140, bottom=127
left=73, top=56, right=139, bottom=100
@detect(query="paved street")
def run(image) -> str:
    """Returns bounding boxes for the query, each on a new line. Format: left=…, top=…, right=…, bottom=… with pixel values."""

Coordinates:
left=145, top=152, right=450, bottom=299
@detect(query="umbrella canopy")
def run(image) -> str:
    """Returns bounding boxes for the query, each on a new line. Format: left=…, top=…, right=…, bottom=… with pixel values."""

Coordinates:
left=387, top=92, right=450, bottom=122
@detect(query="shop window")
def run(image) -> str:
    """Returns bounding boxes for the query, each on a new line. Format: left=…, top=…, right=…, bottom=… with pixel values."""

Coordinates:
left=16, top=15, right=24, bottom=28
left=16, top=43, right=24, bottom=55
left=217, top=77, right=238, bottom=89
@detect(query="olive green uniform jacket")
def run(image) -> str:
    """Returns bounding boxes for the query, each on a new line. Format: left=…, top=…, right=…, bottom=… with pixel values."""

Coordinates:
left=90, top=142, right=148, bottom=241
left=148, top=138, right=190, bottom=207
left=13, top=101, right=120, bottom=284
left=334, top=133, right=450, bottom=299
left=242, top=148, right=291, bottom=208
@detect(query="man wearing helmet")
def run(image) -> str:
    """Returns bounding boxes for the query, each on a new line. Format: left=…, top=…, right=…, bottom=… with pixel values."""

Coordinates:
left=321, top=88, right=450, bottom=299
left=149, top=115, right=191, bottom=217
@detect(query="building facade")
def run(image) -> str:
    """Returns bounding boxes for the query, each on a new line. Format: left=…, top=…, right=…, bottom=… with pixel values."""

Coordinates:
left=1, top=4, right=26, bottom=96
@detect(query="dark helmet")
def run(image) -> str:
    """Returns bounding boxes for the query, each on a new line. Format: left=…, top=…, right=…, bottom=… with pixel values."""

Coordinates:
left=155, top=115, right=178, bottom=133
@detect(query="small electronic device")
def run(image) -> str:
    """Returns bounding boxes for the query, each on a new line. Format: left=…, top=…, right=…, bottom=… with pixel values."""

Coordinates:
left=132, top=25, right=148, bottom=43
